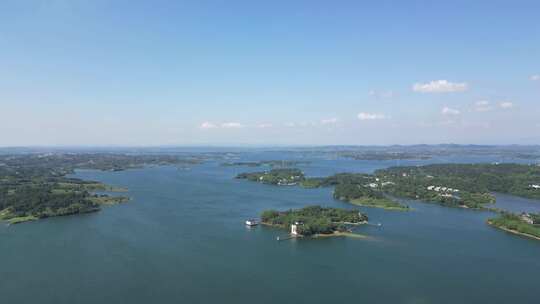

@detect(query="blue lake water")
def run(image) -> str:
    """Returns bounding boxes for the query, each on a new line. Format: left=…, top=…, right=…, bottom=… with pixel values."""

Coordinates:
left=1, top=154, right=540, bottom=304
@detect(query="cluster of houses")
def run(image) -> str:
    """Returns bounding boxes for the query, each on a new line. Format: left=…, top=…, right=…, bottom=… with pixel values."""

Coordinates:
left=427, top=185, right=460, bottom=192
left=426, top=185, right=460, bottom=198
left=529, top=184, right=540, bottom=190
left=367, top=179, right=395, bottom=189
left=427, top=185, right=460, bottom=193
left=367, top=182, right=395, bottom=189
left=258, top=174, right=302, bottom=186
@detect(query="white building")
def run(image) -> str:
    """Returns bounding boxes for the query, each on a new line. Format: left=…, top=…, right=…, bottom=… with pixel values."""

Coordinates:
left=520, top=213, right=534, bottom=225
left=291, top=221, right=303, bottom=235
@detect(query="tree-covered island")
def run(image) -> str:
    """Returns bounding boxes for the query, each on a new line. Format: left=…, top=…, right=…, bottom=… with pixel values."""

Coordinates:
left=260, top=205, right=368, bottom=237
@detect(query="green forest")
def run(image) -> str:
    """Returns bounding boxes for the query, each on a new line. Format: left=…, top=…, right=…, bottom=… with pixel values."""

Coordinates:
left=376, top=163, right=540, bottom=200
left=0, top=153, right=196, bottom=224
left=239, top=163, right=540, bottom=211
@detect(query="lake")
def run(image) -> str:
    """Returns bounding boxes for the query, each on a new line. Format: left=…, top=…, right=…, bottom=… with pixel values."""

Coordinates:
left=1, top=152, right=539, bottom=304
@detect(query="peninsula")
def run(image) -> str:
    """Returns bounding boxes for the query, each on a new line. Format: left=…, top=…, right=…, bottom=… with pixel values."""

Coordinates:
left=487, top=212, right=540, bottom=240
left=0, top=153, right=200, bottom=224
left=236, top=168, right=305, bottom=186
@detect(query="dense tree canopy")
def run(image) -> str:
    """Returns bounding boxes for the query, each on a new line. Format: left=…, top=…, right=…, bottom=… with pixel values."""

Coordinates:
left=261, top=205, right=368, bottom=236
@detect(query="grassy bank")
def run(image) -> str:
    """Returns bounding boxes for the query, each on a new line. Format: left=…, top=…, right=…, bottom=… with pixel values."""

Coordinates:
left=313, top=231, right=368, bottom=239
left=348, top=197, right=410, bottom=211
left=89, top=195, right=130, bottom=205
left=6, top=215, right=39, bottom=225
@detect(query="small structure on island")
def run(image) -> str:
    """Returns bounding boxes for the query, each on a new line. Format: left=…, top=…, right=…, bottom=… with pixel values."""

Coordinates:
left=245, top=219, right=258, bottom=226
left=291, top=221, right=303, bottom=236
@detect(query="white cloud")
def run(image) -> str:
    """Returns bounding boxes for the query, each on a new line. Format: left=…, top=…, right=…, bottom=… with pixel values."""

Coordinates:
left=321, top=118, right=338, bottom=125
left=284, top=122, right=296, bottom=128
left=530, top=74, right=540, bottom=81
left=357, top=112, right=386, bottom=120
left=441, top=107, right=460, bottom=116
left=200, top=121, right=217, bottom=129
left=368, top=90, right=394, bottom=99
left=256, top=123, right=273, bottom=128
left=440, top=119, right=457, bottom=125
left=413, top=80, right=468, bottom=93
left=473, top=100, right=492, bottom=112
left=200, top=121, right=245, bottom=129
left=499, top=101, right=514, bottom=109
left=221, top=122, right=244, bottom=128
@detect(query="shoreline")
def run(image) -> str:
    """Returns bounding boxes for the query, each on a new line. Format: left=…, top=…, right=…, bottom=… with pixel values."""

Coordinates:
left=487, top=220, right=540, bottom=241
left=313, top=231, right=368, bottom=239
left=261, top=221, right=369, bottom=239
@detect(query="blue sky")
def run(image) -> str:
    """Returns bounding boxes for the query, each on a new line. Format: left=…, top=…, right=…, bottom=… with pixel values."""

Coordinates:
left=1, top=0, right=539, bottom=146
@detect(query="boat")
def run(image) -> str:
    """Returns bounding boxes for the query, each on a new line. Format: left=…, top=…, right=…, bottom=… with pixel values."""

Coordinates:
left=245, top=219, right=258, bottom=226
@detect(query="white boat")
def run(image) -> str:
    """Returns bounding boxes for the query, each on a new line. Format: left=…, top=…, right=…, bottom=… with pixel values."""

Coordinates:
left=245, top=219, right=258, bottom=226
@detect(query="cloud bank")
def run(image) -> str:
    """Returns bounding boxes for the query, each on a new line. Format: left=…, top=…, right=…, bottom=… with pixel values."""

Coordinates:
left=413, top=80, right=468, bottom=93
left=358, top=112, right=386, bottom=120
left=441, top=107, right=460, bottom=115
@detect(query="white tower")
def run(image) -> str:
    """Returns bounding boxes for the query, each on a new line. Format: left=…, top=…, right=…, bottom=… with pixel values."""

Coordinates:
left=291, top=221, right=302, bottom=235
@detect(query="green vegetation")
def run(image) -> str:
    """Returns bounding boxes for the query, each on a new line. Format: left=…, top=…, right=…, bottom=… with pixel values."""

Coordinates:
left=301, top=173, right=372, bottom=188
left=376, top=163, right=540, bottom=200
left=88, top=194, right=130, bottom=205
left=531, top=213, right=540, bottom=224
left=349, top=197, right=409, bottom=210
left=372, top=163, right=540, bottom=208
left=260, top=205, right=368, bottom=236
left=0, top=153, right=181, bottom=224
left=333, top=183, right=409, bottom=211
left=240, top=163, right=540, bottom=211
left=5, top=215, right=39, bottom=225
left=236, top=168, right=305, bottom=185
left=296, top=173, right=409, bottom=210
left=488, top=213, right=540, bottom=240
left=299, top=178, right=325, bottom=189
